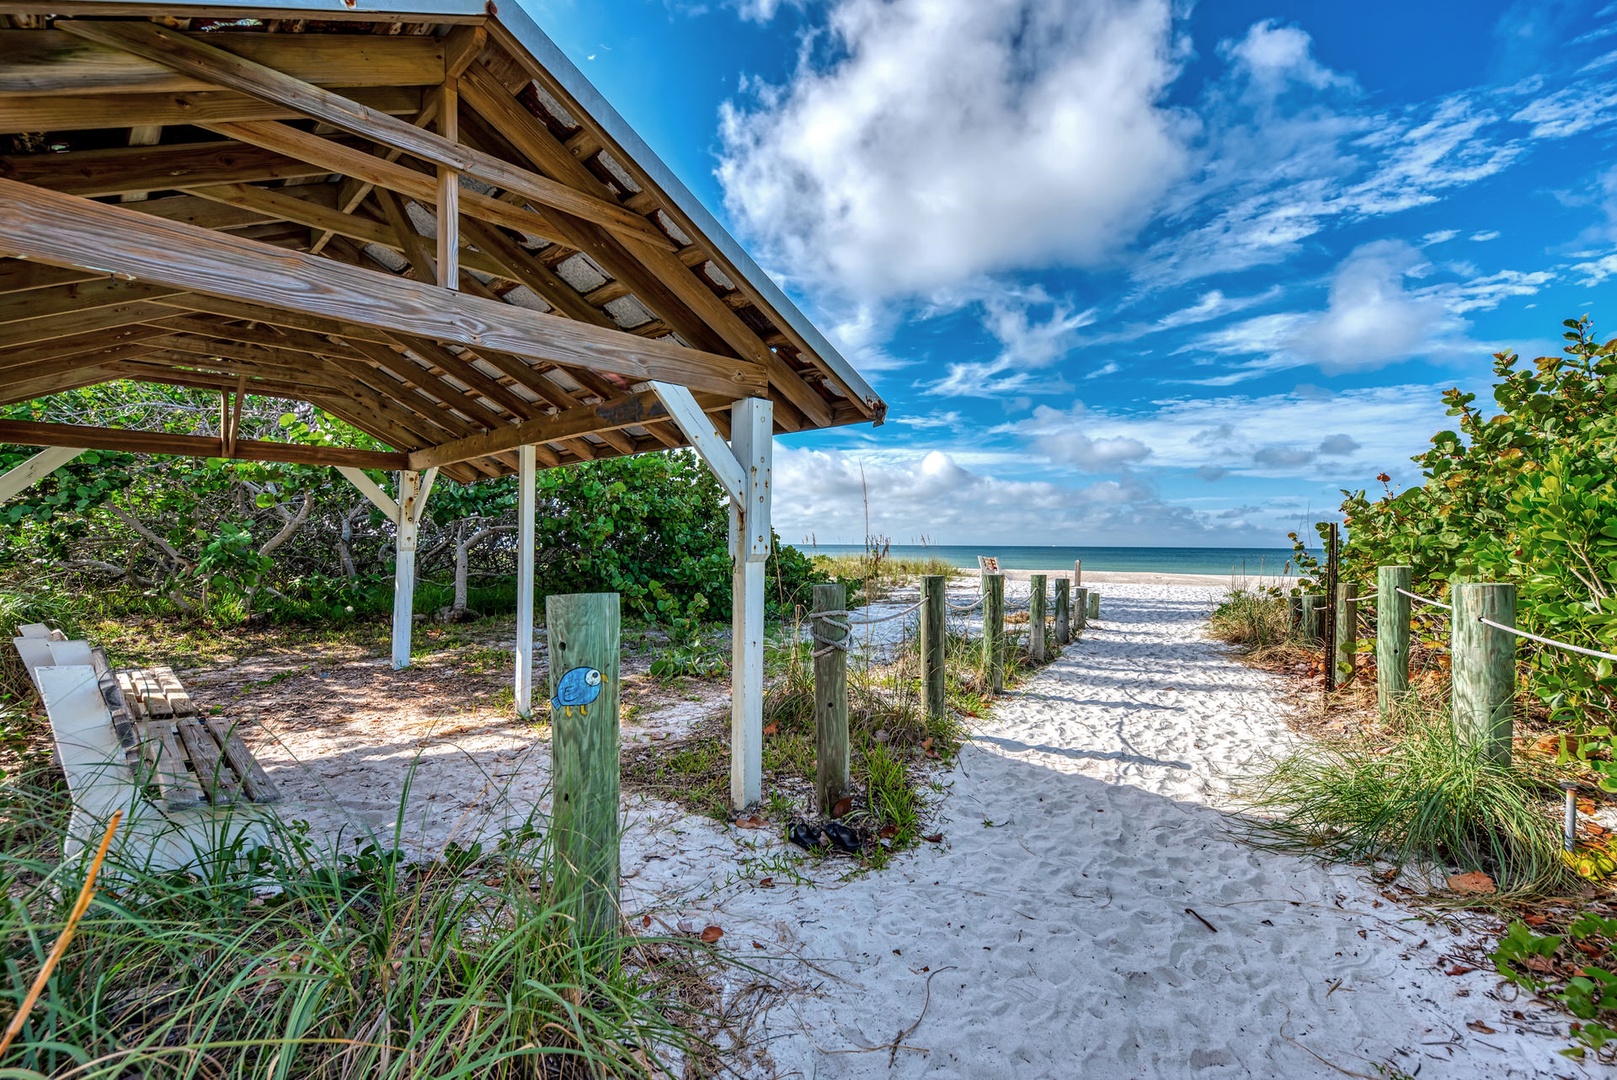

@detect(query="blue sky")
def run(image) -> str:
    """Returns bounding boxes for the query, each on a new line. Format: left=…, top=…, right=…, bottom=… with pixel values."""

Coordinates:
left=525, top=0, right=1617, bottom=547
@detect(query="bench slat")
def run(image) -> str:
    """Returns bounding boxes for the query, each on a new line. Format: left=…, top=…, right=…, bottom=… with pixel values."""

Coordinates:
left=138, top=719, right=202, bottom=810
left=151, top=666, right=197, bottom=718
left=204, top=717, right=280, bottom=804
left=175, top=717, right=237, bottom=805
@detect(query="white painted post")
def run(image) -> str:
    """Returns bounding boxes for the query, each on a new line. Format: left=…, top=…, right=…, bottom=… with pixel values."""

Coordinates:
left=515, top=444, right=536, bottom=717
left=730, top=397, right=772, bottom=809
left=0, top=446, right=85, bottom=503
left=392, top=470, right=422, bottom=670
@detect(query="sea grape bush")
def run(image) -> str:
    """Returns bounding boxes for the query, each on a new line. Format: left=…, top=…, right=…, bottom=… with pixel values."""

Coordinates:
left=0, top=382, right=823, bottom=628
left=1295, top=317, right=1617, bottom=788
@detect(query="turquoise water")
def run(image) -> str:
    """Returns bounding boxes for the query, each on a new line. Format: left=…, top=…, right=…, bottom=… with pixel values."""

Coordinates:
left=801, top=544, right=1298, bottom=576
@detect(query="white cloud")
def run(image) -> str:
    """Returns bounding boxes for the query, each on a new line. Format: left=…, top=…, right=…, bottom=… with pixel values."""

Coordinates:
left=1218, top=20, right=1355, bottom=96
left=771, top=444, right=1221, bottom=545
left=1008, top=384, right=1457, bottom=482
left=1422, top=229, right=1461, bottom=244
left=717, top=0, right=1192, bottom=296
left=1471, top=229, right=1501, bottom=241
left=1178, top=241, right=1465, bottom=381
left=1510, top=81, right=1617, bottom=138
left=924, top=292, right=1092, bottom=397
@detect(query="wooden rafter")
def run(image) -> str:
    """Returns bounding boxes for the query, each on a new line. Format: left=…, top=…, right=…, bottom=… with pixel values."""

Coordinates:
left=0, top=177, right=771, bottom=398
left=57, top=20, right=676, bottom=250
left=0, top=84, right=424, bottom=134
left=0, top=417, right=407, bottom=470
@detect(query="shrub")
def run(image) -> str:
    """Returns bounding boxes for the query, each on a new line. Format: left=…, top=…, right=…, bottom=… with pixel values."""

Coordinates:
left=1242, top=696, right=1573, bottom=897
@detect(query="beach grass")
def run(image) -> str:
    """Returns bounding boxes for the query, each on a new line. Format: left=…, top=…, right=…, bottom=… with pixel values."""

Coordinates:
left=0, top=748, right=720, bottom=1079
left=1241, top=688, right=1574, bottom=898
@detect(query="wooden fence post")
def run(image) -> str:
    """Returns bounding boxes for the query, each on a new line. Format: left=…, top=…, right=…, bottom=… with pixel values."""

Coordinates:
left=1299, top=594, right=1322, bottom=644
left=812, top=583, right=850, bottom=815
left=1377, top=565, right=1411, bottom=718
left=1054, top=579, right=1071, bottom=646
left=1029, top=574, right=1047, bottom=662
left=1451, top=582, right=1516, bottom=766
left=921, top=575, right=946, bottom=721
left=1335, top=582, right=1358, bottom=683
left=546, top=591, right=620, bottom=944
left=1086, top=591, right=1100, bottom=621
left=983, top=573, right=1005, bottom=694
left=1074, top=587, right=1088, bottom=631
left=1074, top=560, right=1082, bottom=587
left=1286, top=594, right=1303, bottom=631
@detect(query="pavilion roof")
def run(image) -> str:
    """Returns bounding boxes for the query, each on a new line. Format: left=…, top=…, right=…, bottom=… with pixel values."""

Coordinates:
left=0, top=0, right=885, bottom=482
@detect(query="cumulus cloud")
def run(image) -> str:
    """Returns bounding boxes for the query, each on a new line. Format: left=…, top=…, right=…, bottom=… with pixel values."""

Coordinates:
left=1009, top=385, right=1456, bottom=482
left=1178, top=241, right=1474, bottom=381
left=770, top=444, right=1223, bottom=545
left=924, top=291, right=1092, bottom=397
left=717, top=0, right=1191, bottom=296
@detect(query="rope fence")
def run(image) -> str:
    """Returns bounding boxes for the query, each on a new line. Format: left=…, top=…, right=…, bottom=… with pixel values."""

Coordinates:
left=1397, top=587, right=1451, bottom=612
left=1478, top=617, right=1617, bottom=665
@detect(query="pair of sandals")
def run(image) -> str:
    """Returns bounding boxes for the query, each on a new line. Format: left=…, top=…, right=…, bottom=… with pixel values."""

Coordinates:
left=788, top=819, right=862, bottom=854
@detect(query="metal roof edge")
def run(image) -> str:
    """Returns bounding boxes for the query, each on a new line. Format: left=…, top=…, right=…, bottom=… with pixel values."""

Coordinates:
left=489, top=2, right=884, bottom=420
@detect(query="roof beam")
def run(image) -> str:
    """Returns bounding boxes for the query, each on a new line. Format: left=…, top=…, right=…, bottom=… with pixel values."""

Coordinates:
left=408, top=389, right=713, bottom=471
left=0, top=177, right=770, bottom=399
left=0, top=417, right=407, bottom=470
left=0, top=138, right=337, bottom=199
left=206, top=120, right=573, bottom=247
left=57, top=20, right=674, bottom=252
left=0, top=30, right=446, bottom=97
left=0, top=85, right=423, bottom=135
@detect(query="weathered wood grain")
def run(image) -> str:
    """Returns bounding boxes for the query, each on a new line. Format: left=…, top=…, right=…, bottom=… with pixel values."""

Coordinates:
left=0, top=417, right=406, bottom=469
left=0, top=85, right=422, bottom=134
left=0, top=177, right=770, bottom=398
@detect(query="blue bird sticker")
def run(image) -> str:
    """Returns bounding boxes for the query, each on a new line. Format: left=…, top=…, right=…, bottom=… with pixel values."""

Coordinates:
left=552, top=666, right=603, bottom=717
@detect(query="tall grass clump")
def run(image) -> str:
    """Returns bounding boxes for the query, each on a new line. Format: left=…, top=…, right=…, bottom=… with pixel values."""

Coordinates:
left=0, top=770, right=712, bottom=1079
left=1242, top=694, right=1573, bottom=897
left=1208, top=586, right=1295, bottom=655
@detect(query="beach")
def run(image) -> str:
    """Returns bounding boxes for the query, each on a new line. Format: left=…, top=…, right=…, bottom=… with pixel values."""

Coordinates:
left=223, top=578, right=1578, bottom=1078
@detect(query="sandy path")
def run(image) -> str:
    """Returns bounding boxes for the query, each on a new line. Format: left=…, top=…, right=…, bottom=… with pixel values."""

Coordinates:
left=629, top=584, right=1581, bottom=1079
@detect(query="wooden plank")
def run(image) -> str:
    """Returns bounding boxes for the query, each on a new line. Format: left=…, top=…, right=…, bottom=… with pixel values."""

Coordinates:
left=0, top=30, right=446, bottom=96
left=0, top=261, right=99, bottom=295
left=0, top=417, right=407, bottom=469
left=56, top=21, right=674, bottom=250
left=407, top=389, right=677, bottom=470
left=175, top=715, right=237, bottom=805
left=0, top=85, right=423, bottom=134
left=0, top=300, right=179, bottom=349
left=208, top=120, right=574, bottom=246
left=0, top=177, right=770, bottom=399
left=150, top=666, right=196, bottom=718
left=137, top=718, right=203, bottom=811
left=135, top=668, right=173, bottom=719
left=0, top=139, right=339, bottom=198
left=204, top=716, right=280, bottom=804
left=649, top=380, right=744, bottom=503
left=0, top=278, right=182, bottom=326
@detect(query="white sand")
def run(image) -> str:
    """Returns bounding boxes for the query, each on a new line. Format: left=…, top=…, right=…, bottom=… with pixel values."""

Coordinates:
left=626, top=583, right=1581, bottom=1079
left=220, top=582, right=1583, bottom=1077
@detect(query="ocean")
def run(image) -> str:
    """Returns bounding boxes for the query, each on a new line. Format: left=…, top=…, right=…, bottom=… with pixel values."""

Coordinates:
left=799, top=544, right=1300, bottom=577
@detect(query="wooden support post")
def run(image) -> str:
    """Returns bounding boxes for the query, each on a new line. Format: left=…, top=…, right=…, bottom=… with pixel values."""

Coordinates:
left=921, top=574, right=946, bottom=721
left=435, top=79, right=459, bottom=289
left=514, top=444, right=536, bottom=717
left=1054, top=579, right=1071, bottom=646
left=1335, top=582, right=1359, bottom=684
left=545, top=591, right=620, bottom=944
left=391, top=469, right=422, bottom=670
left=983, top=573, right=1005, bottom=694
left=1377, top=566, right=1411, bottom=719
left=1074, top=587, right=1088, bottom=632
left=812, top=583, right=849, bottom=815
left=1299, top=594, right=1323, bottom=644
left=729, top=398, right=772, bottom=809
left=0, top=445, right=84, bottom=503
left=1087, top=591, right=1100, bottom=621
left=1451, top=582, right=1516, bottom=766
left=1287, top=594, right=1303, bottom=631
left=1074, top=560, right=1082, bottom=587
left=1029, top=574, right=1048, bottom=662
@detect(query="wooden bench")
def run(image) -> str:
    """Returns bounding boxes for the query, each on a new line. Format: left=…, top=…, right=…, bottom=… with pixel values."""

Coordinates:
left=13, top=624, right=280, bottom=872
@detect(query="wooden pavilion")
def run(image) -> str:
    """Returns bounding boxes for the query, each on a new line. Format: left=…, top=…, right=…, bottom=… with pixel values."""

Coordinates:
left=0, top=0, right=886, bottom=809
